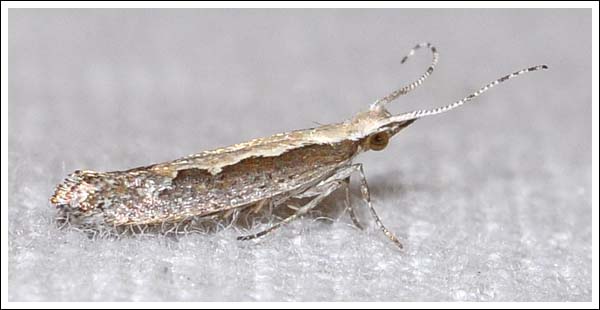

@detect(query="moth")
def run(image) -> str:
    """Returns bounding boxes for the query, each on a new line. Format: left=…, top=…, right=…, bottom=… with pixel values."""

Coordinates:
left=50, top=43, right=547, bottom=248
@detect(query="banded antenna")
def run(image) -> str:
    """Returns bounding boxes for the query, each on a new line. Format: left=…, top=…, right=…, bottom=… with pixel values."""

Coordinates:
left=390, top=64, right=549, bottom=123
left=371, top=42, right=439, bottom=110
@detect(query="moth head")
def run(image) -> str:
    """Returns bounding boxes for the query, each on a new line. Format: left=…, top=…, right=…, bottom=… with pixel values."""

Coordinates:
left=349, top=104, right=416, bottom=152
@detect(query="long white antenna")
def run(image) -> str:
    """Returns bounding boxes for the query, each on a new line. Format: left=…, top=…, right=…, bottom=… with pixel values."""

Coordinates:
left=390, top=65, right=549, bottom=122
left=371, top=42, right=439, bottom=110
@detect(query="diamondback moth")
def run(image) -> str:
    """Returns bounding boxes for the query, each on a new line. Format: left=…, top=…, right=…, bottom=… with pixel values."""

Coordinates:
left=50, top=42, right=548, bottom=248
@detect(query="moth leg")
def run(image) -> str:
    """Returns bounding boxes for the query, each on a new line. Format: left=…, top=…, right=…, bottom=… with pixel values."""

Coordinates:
left=223, top=208, right=241, bottom=228
left=250, top=199, right=268, bottom=214
left=351, top=163, right=403, bottom=249
left=237, top=179, right=343, bottom=241
left=343, top=177, right=364, bottom=230
left=222, top=209, right=234, bottom=218
left=295, top=168, right=363, bottom=229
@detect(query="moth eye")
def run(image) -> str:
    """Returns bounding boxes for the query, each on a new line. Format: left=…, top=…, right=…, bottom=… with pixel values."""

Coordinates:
left=367, top=132, right=390, bottom=151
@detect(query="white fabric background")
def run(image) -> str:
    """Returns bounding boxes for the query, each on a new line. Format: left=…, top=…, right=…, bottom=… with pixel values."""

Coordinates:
left=8, top=9, right=592, bottom=301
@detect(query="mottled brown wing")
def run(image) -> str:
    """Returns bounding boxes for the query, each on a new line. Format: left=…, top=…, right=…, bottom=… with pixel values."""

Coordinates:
left=51, top=140, right=360, bottom=227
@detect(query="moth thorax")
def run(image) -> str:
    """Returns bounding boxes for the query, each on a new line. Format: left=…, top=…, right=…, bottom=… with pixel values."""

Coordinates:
left=366, top=132, right=390, bottom=151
